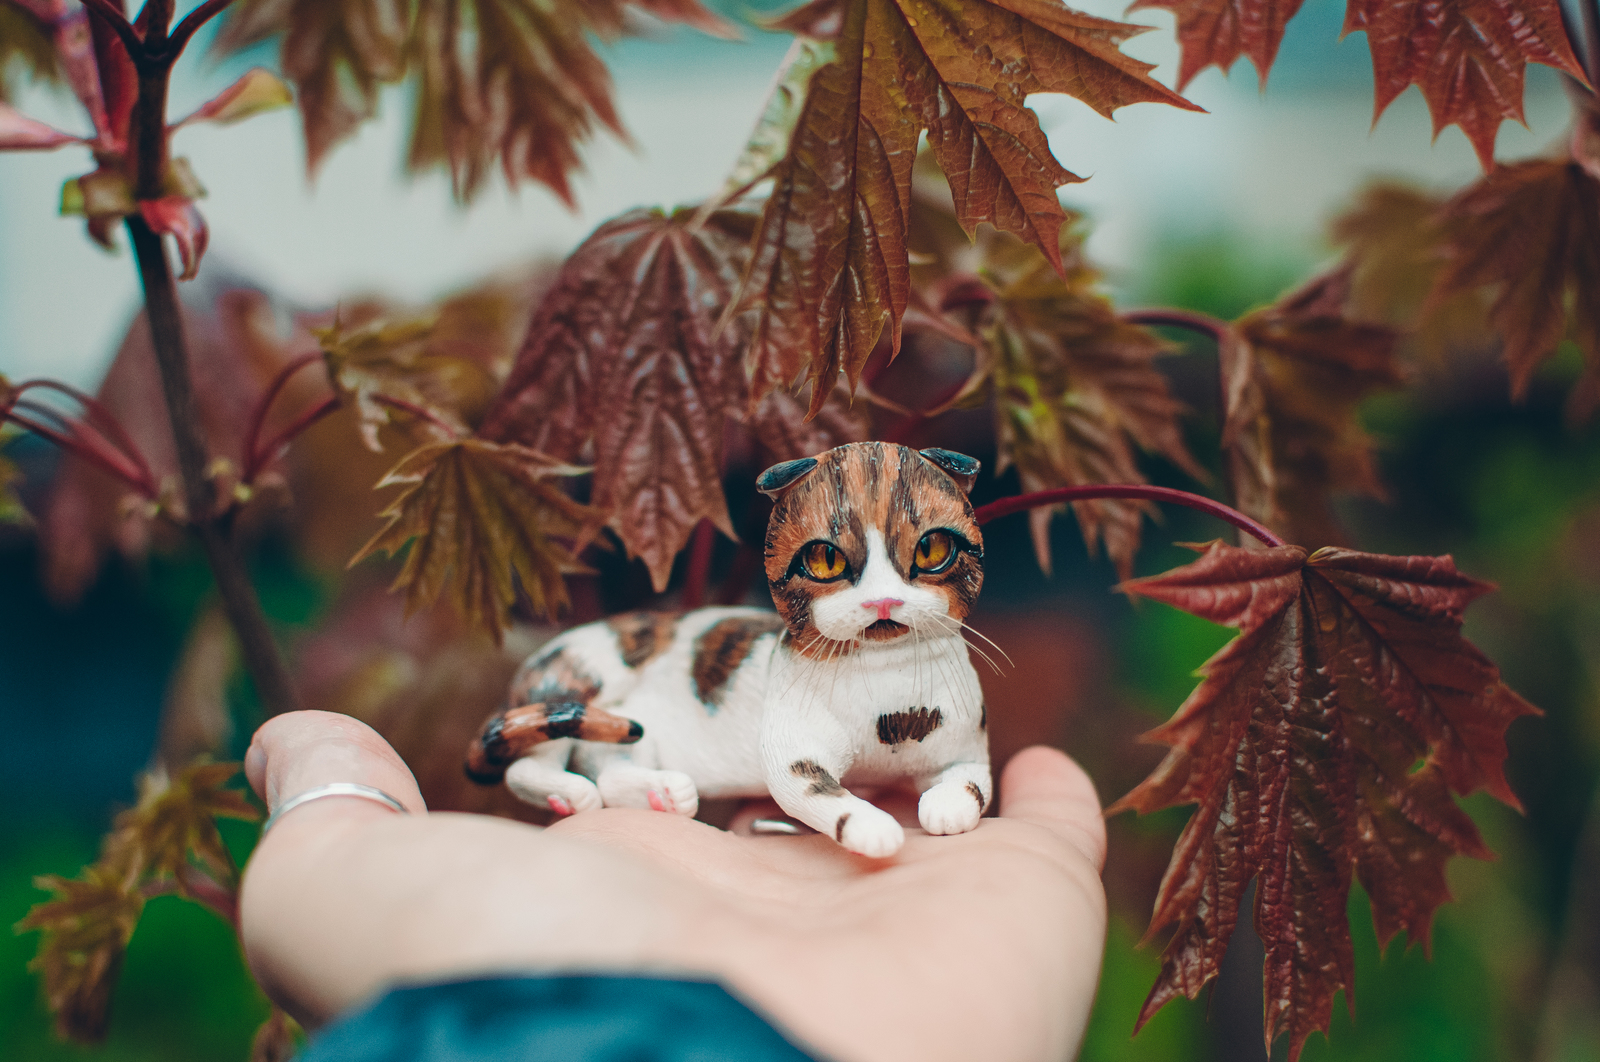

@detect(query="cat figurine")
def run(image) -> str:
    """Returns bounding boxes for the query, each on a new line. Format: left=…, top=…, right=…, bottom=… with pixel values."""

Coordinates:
left=464, top=441, right=990, bottom=858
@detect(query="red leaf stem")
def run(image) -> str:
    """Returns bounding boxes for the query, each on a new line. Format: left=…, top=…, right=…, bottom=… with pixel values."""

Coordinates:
left=246, top=397, right=339, bottom=484
left=973, top=484, right=1284, bottom=548
left=1122, top=308, right=1232, bottom=344
left=242, top=352, right=326, bottom=481
left=13, top=379, right=156, bottom=487
left=166, top=0, right=235, bottom=59
left=3, top=404, right=157, bottom=496
left=680, top=518, right=716, bottom=609
left=78, top=0, right=149, bottom=72
left=372, top=394, right=462, bottom=439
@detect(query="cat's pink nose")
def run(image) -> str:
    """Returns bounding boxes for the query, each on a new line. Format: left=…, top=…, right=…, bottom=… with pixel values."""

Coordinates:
left=862, top=598, right=903, bottom=621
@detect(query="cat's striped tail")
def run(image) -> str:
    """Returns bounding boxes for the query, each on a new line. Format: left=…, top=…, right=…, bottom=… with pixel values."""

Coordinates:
left=464, top=701, right=644, bottom=785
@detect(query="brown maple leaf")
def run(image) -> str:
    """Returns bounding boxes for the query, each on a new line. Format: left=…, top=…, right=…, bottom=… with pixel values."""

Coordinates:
left=317, top=289, right=509, bottom=451
left=1342, top=0, right=1588, bottom=169
left=215, top=0, right=409, bottom=174
left=742, top=381, right=872, bottom=464
left=1329, top=181, right=1491, bottom=366
left=16, top=867, right=143, bottom=1043
left=976, top=233, right=1205, bottom=577
left=1113, top=541, right=1536, bottom=1061
left=17, top=760, right=254, bottom=1043
left=351, top=439, right=597, bottom=640
left=1129, top=0, right=1305, bottom=89
left=738, top=0, right=1199, bottom=413
left=479, top=208, right=758, bottom=591
left=217, top=0, right=731, bottom=193
left=106, top=762, right=259, bottom=888
left=1223, top=268, right=1403, bottom=548
left=1429, top=155, right=1600, bottom=421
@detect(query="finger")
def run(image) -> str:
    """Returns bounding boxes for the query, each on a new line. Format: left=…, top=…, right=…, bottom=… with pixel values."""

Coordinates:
left=997, top=746, right=1107, bottom=871
left=246, top=710, right=426, bottom=817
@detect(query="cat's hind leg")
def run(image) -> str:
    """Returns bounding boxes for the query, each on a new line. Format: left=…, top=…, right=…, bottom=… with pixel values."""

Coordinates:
left=916, top=761, right=991, bottom=836
left=504, top=739, right=601, bottom=817
left=594, top=755, right=700, bottom=817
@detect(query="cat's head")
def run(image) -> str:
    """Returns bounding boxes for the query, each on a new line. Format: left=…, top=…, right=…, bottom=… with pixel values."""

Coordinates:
left=759, top=442, right=984, bottom=654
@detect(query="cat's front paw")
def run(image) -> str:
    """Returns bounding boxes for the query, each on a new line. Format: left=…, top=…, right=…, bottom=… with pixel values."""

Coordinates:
left=598, top=768, right=700, bottom=817
left=918, top=781, right=984, bottom=836
left=836, top=804, right=905, bottom=858
left=504, top=760, right=603, bottom=816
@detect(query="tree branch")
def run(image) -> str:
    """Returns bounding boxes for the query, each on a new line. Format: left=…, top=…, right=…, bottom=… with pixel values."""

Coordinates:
left=247, top=397, right=339, bottom=483
left=125, top=214, right=300, bottom=718
left=972, top=484, right=1285, bottom=548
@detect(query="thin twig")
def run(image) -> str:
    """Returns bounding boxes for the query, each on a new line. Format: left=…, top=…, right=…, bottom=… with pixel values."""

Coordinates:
left=973, top=484, right=1284, bottom=548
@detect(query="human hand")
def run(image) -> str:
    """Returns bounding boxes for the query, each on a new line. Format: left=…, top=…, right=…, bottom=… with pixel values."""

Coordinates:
left=240, top=710, right=1108, bottom=1062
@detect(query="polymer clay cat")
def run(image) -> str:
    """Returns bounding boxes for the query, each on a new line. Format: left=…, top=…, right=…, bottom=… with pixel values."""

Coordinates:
left=464, top=441, right=989, bottom=858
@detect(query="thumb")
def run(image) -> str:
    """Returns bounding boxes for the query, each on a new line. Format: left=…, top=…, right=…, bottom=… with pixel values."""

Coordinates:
left=245, top=710, right=425, bottom=816
left=997, top=746, right=1107, bottom=872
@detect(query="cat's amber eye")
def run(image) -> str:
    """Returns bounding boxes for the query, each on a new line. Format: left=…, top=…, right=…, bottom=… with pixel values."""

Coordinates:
left=914, top=530, right=957, bottom=574
left=800, top=542, right=849, bottom=581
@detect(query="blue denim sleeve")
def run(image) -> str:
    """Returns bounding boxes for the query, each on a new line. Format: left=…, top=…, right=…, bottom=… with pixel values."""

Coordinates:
left=296, top=975, right=826, bottom=1062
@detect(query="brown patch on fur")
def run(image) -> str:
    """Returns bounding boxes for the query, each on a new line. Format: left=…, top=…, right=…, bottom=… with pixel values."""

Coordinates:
left=966, top=781, right=987, bottom=813
left=835, top=812, right=851, bottom=841
left=762, top=443, right=985, bottom=656
left=607, top=612, right=677, bottom=669
left=465, top=701, right=643, bottom=784
left=876, top=708, right=944, bottom=744
left=693, top=614, right=784, bottom=708
left=790, top=759, right=845, bottom=796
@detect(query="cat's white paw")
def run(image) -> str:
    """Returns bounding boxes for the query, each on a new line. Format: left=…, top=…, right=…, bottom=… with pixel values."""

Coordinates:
left=504, top=760, right=602, bottom=816
left=836, top=804, right=905, bottom=858
left=918, top=781, right=984, bottom=836
left=599, top=768, right=700, bottom=817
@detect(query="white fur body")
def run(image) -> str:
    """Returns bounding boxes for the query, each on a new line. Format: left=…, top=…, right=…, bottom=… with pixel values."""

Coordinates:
left=492, top=441, right=995, bottom=858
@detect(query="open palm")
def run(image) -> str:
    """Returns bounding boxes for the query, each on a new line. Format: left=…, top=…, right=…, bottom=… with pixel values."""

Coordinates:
left=241, top=711, right=1108, bottom=1062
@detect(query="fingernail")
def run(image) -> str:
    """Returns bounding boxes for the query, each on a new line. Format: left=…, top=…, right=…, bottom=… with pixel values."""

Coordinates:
left=245, top=743, right=265, bottom=779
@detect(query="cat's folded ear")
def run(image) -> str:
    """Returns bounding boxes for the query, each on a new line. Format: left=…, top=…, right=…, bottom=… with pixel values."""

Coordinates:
left=756, top=457, right=819, bottom=498
left=918, top=448, right=981, bottom=493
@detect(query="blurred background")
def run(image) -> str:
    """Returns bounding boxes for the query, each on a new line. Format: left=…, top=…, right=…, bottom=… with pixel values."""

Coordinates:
left=2, top=1, right=1597, bottom=1060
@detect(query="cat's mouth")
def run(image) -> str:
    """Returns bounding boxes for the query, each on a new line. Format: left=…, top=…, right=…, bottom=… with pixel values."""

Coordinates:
left=862, top=619, right=910, bottom=641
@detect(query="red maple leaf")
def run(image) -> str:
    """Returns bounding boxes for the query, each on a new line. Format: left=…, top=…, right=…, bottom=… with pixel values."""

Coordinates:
left=1112, top=540, right=1536, bottom=1060
left=1343, top=0, right=1588, bottom=168
left=738, top=0, right=1198, bottom=413
left=1128, top=0, right=1306, bottom=89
